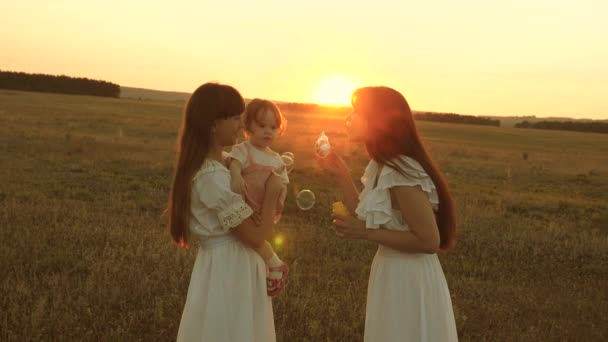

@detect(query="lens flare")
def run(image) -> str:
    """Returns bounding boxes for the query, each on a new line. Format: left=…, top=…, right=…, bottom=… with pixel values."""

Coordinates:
left=273, top=234, right=285, bottom=248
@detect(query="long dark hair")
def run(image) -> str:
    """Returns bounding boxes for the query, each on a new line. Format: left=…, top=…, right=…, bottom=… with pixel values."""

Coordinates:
left=166, top=82, right=245, bottom=248
left=352, top=86, right=456, bottom=251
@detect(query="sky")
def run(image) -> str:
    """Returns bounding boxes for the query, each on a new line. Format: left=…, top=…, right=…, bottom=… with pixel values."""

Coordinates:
left=1, top=0, right=607, bottom=119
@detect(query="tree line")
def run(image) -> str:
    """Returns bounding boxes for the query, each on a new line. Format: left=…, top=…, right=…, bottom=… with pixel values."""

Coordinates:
left=515, top=120, right=608, bottom=134
left=0, top=70, right=120, bottom=98
left=414, top=112, right=500, bottom=126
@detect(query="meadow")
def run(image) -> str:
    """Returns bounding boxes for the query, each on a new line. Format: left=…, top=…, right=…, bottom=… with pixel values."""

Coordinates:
left=1, top=90, right=607, bottom=341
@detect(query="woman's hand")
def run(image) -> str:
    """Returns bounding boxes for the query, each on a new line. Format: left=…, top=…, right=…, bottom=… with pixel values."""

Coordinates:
left=317, top=151, right=350, bottom=179
left=332, top=213, right=369, bottom=240
left=250, top=211, right=262, bottom=226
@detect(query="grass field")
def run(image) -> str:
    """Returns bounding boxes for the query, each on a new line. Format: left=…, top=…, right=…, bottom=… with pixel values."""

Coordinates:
left=1, top=89, right=607, bottom=341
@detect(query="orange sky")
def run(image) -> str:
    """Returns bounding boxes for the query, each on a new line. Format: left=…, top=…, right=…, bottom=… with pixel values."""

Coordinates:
left=1, top=0, right=607, bottom=119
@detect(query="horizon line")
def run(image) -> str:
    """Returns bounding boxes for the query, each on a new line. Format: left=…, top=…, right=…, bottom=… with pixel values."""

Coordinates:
left=120, top=85, right=608, bottom=122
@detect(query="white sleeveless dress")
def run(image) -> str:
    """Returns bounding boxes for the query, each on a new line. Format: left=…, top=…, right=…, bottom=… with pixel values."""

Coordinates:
left=176, top=158, right=276, bottom=342
left=356, top=156, right=458, bottom=342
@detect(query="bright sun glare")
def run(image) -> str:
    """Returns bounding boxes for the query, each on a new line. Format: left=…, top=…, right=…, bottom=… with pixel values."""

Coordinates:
left=313, top=76, right=357, bottom=106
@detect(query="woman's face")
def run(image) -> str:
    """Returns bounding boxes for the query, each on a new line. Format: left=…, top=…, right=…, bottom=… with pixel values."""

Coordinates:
left=214, top=114, right=244, bottom=147
left=346, top=110, right=369, bottom=143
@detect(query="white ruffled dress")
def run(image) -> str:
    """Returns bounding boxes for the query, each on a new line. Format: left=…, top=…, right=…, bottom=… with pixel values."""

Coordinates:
left=356, top=156, right=458, bottom=342
left=176, top=158, right=276, bottom=342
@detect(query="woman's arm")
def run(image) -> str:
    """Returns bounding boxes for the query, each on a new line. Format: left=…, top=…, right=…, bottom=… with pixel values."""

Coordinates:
left=333, top=185, right=439, bottom=254
left=337, top=175, right=360, bottom=214
left=368, top=186, right=439, bottom=253
left=318, top=151, right=360, bottom=213
left=232, top=174, right=283, bottom=248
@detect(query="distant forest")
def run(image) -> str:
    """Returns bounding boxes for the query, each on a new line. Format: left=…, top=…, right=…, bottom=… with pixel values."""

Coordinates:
left=277, top=102, right=334, bottom=114
left=515, top=120, right=608, bottom=134
left=277, top=102, right=502, bottom=127
left=414, top=112, right=500, bottom=127
left=0, top=70, right=120, bottom=98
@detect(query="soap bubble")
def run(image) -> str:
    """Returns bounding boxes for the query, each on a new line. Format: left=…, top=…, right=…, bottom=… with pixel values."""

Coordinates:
left=280, top=155, right=294, bottom=174
left=281, top=152, right=295, bottom=160
left=314, top=132, right=331, bottom=158
left=296, top=189, right=316, bottom=210
left=346, top=113, right=353, bottom=129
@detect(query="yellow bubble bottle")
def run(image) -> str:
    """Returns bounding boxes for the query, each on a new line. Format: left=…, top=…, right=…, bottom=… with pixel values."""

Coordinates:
left=332, top=201, right=349, bottom=216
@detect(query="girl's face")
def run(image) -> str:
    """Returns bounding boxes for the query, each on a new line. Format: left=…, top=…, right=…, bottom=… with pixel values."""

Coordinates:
left=248, top=109, right=278, bottom=148
left=214, top=114, right=244, bottom=147
left=346, top=110, right=369, bottom=143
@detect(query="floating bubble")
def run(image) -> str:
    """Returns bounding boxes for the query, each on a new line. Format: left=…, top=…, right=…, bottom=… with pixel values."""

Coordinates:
left=346, top=113, right=353, bottom=129
left=280, top=155, right=294, bottom=174
left=314, top=131, right=331, bottom=158
left=281, top=152, right=295, bottom=160
left=296, top=189, right=316, bottom=210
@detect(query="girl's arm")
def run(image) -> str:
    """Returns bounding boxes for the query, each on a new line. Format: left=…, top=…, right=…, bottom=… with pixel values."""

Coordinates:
left=333, top=185, right=439, bottom=254
left=228, top=158, right=247, bottom=194
left=232, top=174, right=283, bottom=248
left=228, top=158, right=242, bottom=177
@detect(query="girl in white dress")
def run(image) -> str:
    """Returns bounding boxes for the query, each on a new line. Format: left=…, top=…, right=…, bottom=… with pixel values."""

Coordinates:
left=227, top=99, right=290, bottom=297
left=319, top=86, right=458, bottom=341
left=166, top=83, right=283, bottom=342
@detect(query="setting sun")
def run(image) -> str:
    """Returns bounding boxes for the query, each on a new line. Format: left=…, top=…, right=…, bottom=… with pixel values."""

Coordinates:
left=313, top=76, right=357, bottom=106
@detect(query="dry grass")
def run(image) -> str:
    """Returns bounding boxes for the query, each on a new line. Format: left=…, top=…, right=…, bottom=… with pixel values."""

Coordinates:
left=1, top=90, right=607, bottom=341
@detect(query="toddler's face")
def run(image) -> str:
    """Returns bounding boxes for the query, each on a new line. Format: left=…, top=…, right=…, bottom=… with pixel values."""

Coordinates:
left=248, top=109, right=279, bottom=148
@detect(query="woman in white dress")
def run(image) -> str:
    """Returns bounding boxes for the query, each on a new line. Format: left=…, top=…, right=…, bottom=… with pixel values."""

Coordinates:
left=166, top=83, right=283, bottom=341
left=319, top=86, right=459, bottom=341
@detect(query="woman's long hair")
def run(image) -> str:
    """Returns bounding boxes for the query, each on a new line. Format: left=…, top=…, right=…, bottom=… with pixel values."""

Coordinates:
left=166, top=82, right=245, bottom=248
left=352, top=86, right=456, bottom=251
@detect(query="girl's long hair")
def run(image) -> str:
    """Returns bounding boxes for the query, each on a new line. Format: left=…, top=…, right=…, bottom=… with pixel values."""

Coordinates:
left=352, top=86, right=456, bottom=251
left=166, top=82, right=245, bottom=248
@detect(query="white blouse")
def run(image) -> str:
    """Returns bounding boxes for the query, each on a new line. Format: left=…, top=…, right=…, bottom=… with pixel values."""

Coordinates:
left=189, top=158, right=253, bottom=238
left=355, top=155, right=439, bottom=232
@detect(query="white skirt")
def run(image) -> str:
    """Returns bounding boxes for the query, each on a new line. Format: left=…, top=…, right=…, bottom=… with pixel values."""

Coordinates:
left=365, top=245, right=458, bottom=342
left=177, top=234, right=275, bottom=342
